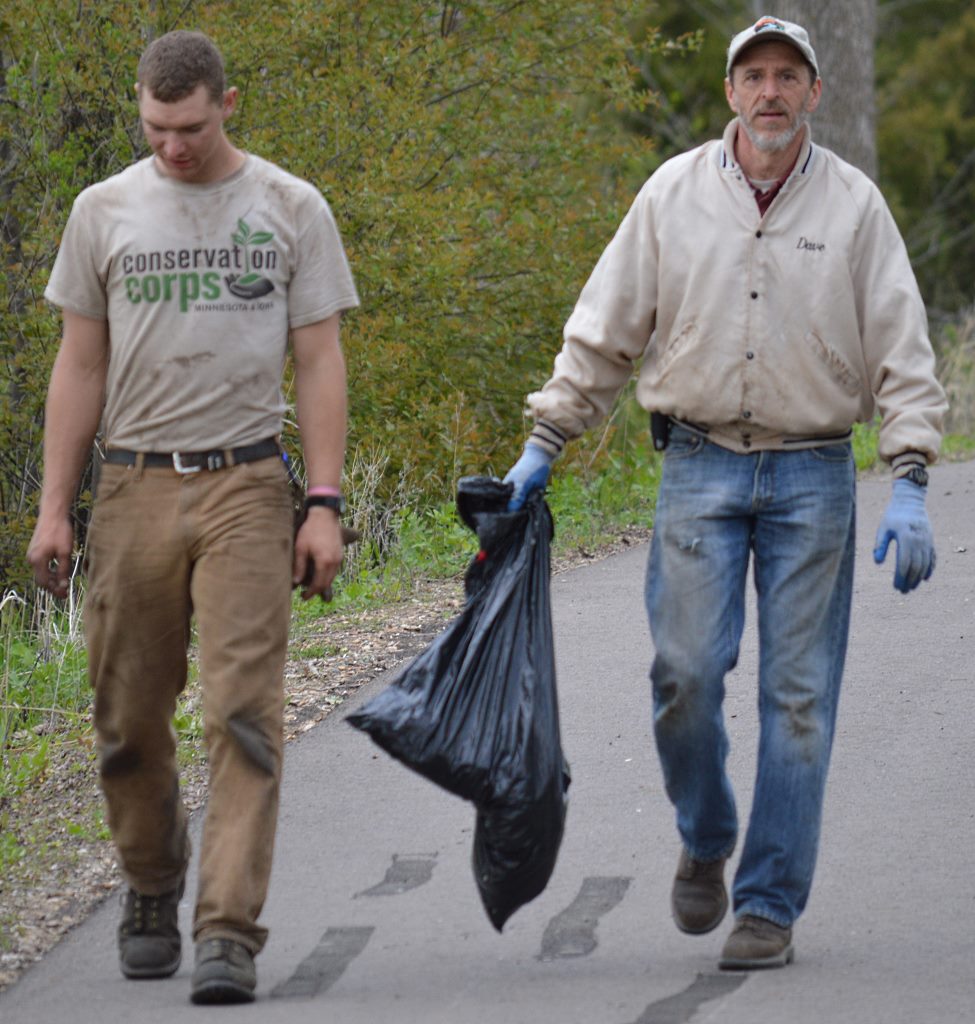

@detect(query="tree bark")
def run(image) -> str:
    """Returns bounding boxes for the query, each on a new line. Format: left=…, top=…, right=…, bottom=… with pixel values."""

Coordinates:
left=750, top=0, right=877, bottom=179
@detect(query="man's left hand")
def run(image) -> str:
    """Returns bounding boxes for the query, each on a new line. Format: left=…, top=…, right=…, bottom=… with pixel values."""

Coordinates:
left=873, top=477, right=935, bottom=593
left=294, top=508, right=345, bottom=601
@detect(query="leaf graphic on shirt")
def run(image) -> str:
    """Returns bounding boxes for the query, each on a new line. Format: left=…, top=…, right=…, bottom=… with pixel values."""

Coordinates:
left=232, top=218, right=252, bottom=245
left=231, top=218, right=275, bottom=275
left=237, top=273, right=262, bottom=286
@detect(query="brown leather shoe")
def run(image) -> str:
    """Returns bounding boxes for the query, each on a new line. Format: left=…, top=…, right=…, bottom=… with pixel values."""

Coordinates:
left=719, top=914, right=794, bottom=970
left=671, top=848, right=728, bottom=934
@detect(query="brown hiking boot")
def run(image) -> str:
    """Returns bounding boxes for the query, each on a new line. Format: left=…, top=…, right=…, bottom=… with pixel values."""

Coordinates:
left=190, top=938, right=257, bottom=1004
left=671, top=848, right=728, bottom=934
left=117, top=886, right=183, bottom=979
left=719, top=914, right=794, bottom=970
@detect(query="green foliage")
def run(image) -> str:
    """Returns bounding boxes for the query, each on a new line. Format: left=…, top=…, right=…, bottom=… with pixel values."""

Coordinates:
left=943, top=433, right=975, bottom=459
left=249, top=1, right=661, bottom=496
left=1, top=3, right=142, bottom=591
left=876, top=2, right=975, bottom=315
left=1, top=737, right=51, bottom=798
left=1, top=594, right=88, bottom=762
left=852, top=421, right=880, bottom=472
left=622, top=0, right=743, bottom=170
left=394, top=502, right=479, bottom=578
left=172, top=706, right=203, bottom=745
left=62, top=808, right=111, bottom=842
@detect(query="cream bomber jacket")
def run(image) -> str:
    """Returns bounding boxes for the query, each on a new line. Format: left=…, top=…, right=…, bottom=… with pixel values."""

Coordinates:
left=527, top=120, right=947, bottom=467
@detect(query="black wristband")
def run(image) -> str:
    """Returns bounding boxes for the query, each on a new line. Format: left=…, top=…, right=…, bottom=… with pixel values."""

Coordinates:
left=304, top=494, right=346, bottom=516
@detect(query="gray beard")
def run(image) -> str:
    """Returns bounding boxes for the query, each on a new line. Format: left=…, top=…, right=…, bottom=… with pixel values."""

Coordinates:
left=741, top=109, right=808, bottom=153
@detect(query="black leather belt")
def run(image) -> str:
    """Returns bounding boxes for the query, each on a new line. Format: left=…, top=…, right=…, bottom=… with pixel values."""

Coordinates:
left=103, top=437, right=281, bottom=474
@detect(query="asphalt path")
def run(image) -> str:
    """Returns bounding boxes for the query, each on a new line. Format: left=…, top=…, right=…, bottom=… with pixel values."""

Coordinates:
left=2, top=459, right=973, bottom=1023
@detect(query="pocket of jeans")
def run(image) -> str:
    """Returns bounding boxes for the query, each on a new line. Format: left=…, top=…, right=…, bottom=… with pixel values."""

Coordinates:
left=808, top=442, right=853, bottom=464
left=237, top=457, right=294, bottom=524
left=92, top=462, right=136, bottom=503
left=239, top=454, right=290, bottom=485
left=664, top=425, right=705, bottom=459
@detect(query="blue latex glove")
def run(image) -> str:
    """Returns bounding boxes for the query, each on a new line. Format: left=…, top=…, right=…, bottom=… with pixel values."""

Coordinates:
left=873, top=477, right=935, bottom=593
left=503, top=443, right=555, bottom=511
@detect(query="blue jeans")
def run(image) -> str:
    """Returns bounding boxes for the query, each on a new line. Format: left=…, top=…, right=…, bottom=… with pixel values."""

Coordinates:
left=645, top=425, right=856, bottom=927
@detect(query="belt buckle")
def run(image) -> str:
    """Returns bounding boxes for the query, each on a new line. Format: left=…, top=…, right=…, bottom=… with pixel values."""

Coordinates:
left=172, top=451, right=202, bottom=474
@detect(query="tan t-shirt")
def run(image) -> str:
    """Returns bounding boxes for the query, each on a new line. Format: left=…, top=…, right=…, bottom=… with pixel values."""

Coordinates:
left=45, top=154, right=359, bottom=450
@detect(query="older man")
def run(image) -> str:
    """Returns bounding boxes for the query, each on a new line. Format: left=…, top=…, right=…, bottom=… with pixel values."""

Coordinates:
left=503, top=15, right=946, bottom=969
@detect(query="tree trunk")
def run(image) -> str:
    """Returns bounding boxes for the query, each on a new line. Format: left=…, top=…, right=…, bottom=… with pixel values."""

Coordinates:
left=751, top=0, right=877, bottom=179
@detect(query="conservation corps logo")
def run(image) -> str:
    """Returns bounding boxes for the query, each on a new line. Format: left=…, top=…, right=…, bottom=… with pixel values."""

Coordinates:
left=226, top=219, right=276, bottom=299
left=122, top=217, right=278, bottom=312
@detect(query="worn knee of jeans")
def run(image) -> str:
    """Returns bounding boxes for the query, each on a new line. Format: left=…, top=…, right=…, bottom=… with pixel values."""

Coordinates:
left=652, top=653, right=727, bottom=733
left=653, top=660, right=693, bottom=725
left=762, top=679, right=835, bottom=768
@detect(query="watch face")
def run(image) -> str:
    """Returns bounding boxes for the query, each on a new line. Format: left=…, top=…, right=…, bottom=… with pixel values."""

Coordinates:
left=307, top=494, right=346, bottom=514
left=906, top=466, right=928, bottom=487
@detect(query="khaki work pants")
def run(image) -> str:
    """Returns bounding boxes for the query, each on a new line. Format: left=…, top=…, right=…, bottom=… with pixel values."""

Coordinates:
left=84, top=456, right=294, bottom=953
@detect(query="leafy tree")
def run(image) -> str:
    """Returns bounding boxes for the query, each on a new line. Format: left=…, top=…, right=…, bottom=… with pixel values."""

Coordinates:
left=875, top=0, right=975, bottom=317
left=1, top=4, right=143, bottom=596
left=622, top=1, right=740, bottom=170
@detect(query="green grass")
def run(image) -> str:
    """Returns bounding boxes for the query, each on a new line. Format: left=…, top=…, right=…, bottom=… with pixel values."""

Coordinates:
left=943, top=433, right=975, bottom=459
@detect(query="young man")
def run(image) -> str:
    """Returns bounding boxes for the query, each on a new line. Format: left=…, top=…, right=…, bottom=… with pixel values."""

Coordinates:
left=504, top=16, right=946, bottom=969
left=27, top=30, right=358, bottom=1003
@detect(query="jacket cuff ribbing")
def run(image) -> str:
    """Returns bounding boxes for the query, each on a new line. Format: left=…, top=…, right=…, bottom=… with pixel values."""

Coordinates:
left=528, top=419, right=568, bottom=458
left=891, top=450, right=929, bottom=478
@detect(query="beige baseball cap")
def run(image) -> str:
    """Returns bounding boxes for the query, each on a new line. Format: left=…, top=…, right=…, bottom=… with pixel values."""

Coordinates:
left=726, top=15, right=819, bottom=78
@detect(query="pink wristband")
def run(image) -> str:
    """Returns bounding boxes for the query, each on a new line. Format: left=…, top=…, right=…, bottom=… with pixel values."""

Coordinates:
left=307, top=485, right=342, bottom=498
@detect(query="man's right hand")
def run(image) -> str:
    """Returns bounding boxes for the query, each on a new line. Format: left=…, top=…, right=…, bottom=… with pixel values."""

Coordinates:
left=27, top=513, right=75, bottom=598
left=503, top=443, right=555, bottom=511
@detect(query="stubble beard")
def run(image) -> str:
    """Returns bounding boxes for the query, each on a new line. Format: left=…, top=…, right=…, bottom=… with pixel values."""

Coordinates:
left=741, top=107, right=809, bottom=153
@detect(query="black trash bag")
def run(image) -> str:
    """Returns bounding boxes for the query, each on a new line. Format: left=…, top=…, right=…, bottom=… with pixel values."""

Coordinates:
left=346, top=475, right=570, bottom=930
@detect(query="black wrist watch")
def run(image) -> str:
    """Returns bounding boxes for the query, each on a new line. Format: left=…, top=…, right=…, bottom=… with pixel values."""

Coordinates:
left=902, top=465, right=929, bottom=488
left=304, top=494, right=346, bottom=516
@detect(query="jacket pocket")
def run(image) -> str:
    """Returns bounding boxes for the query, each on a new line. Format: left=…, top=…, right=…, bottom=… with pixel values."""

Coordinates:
left=804, top=332, right=861, bottom=397
left=654, top=321, right=698, bottom=378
